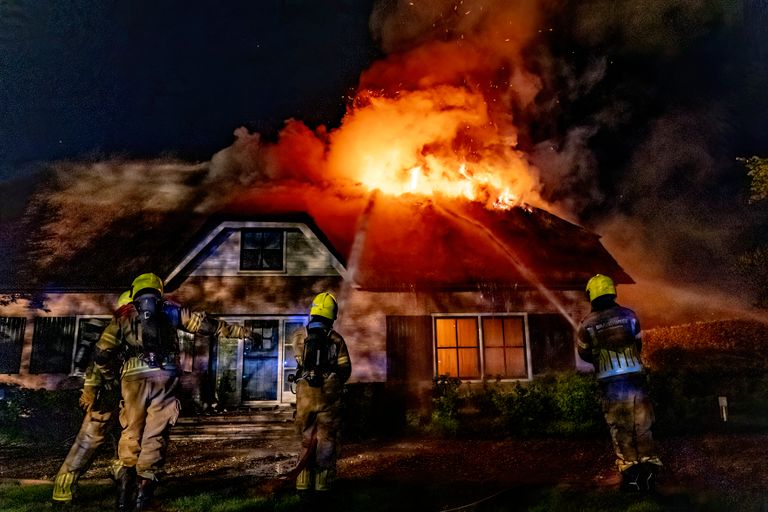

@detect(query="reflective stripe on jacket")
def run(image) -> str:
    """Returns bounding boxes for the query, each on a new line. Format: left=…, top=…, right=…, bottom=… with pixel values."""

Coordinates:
left=577, top=304, right=644, bottom=380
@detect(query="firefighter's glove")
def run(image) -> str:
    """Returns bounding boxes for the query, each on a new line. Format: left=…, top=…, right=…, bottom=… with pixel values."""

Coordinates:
left=79, top=386, right=97, bottom=410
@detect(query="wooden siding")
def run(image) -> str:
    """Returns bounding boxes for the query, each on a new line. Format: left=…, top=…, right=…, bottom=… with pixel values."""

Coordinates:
left=189, top=228, right=340, bottom=277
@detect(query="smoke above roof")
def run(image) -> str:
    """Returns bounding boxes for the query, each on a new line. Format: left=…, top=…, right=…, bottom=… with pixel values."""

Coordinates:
left=6, top=0, right=767, bottom=326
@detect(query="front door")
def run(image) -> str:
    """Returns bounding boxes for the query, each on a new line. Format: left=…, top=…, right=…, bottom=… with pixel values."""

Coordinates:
left=216, top=316, right=304, bottom=406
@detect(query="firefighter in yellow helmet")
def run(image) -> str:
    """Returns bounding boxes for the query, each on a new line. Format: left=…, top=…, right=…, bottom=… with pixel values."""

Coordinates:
left=293, top=292, right=351, bottom=496
left=577, top=274, right=663, bottom=492
left=52, top=290, right=132, bottom=505
left=92, top=273, right=251, bottom=512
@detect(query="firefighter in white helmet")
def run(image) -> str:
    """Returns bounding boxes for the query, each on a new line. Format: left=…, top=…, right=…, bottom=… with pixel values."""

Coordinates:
left=292, top=292, right=351, bottom=496
left=577, top=274, right=663, bottom=492
left=93, top=273, right=251, bottom=512
left=52, top=290, right=132, bottom=505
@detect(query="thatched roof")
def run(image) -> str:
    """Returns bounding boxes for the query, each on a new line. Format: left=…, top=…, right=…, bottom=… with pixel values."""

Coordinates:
left=0, top=178, right=630, bottom=293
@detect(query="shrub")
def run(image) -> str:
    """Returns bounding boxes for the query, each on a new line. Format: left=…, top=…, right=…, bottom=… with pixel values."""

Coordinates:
left=0, top=384, right=84, bottom=447
left=419, top=371, right=604, bottom=438
left=428, top=375, right=462, bottom=436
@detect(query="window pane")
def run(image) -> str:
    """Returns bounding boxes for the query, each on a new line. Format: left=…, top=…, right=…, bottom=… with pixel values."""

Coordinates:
left=0, top=317, right=25, bottom=374
left=242, top=320, right=279, bottom=400
left=506, top=348, right=527, bottom=377
left=30, top=317, right=76, bottom=374
left=456, top=318, right=478, bottom=347
left=504, top=317, right=524, bottom=347
left=458, top=348, right=480, bottom=378
left=241, top=229, right=284, bottom=271
left=484, top=347, right=506, bottom=376
left=482, top=318, right=504, bottom=347
left=72, top=318, right=109, bottom=374
left=177, top=330, right=195, bottom=373
left=436, top=347, right=458, bottom=377
left=284, top=321, right=304, bottom=370
left=435, top=318, right=457, bottom=347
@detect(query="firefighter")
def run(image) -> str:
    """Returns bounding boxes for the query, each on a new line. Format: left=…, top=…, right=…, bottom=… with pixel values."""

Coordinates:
left=52, top=290, right=132, bottom=505
left=92, top=272, right=250, bottom=512
left=293, top=292, right=351, bottom=496
left=576, top=274, right=663, bottom=492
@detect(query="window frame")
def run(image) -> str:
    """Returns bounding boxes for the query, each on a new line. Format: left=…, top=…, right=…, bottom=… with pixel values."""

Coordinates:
left=431, top=313, right=532, bottom=382
left=239, top=228, right=287, bottom=273
left=217, top=315, right=305, bottom=405
left=70, top=315, right=112, bottom=376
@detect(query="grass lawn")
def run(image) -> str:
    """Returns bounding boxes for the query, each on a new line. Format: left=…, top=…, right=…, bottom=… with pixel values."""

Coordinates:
left=2, top=479, right=766, bottom=512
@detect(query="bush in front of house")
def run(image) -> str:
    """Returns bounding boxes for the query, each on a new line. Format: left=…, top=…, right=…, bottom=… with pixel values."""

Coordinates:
left=0, top=384, right=83, bottom=446
left=421, top=371, right=604, bottom=438
left=428, top=375, right=462, bottom=436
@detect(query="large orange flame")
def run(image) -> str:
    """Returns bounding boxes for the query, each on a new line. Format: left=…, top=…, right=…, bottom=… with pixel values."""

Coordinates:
left=254, top=3, right=549, bottom=211
left=326, top=83, right=540, bottom=209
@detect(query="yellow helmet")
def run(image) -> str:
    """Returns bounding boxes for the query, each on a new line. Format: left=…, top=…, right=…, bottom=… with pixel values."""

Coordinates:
left=130, top=272, right=164, bottom=298
left=309, top=292, right=338, bottom=321
left=117, top=290, right=132, bottom=307
left=585, top=274, right=617, bottom=302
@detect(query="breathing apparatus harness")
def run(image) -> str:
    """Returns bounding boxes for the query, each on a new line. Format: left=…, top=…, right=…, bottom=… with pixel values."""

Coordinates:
left=289, top=321, right=339, bottom=389
left=133, top=294, right=179, bottom=369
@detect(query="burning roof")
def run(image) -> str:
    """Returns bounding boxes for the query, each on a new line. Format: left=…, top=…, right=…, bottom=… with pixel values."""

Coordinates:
left=0, top=173, right=628, bottom=294
left=222, top=183, right=631, bottom=291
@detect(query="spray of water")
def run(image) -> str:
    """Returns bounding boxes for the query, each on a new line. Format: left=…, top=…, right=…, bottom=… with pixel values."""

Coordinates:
left=432, top=201, right=579, bottom=329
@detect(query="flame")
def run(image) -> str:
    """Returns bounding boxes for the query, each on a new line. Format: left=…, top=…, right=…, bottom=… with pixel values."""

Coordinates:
left=326, top=84, right=542, bottom=210
left=249, top=4, right=549, bottom=212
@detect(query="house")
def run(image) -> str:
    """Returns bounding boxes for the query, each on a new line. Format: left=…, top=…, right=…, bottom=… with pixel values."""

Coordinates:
left=0, top=180, right=630, bottom=419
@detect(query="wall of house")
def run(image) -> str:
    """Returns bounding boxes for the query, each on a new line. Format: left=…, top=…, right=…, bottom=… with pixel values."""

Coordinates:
left=0, top=293, right=121, bottom=389
left=189, top=227, right=339, bottom=277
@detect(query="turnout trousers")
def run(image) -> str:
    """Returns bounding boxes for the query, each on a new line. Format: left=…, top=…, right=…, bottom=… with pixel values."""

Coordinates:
left=599, top=373, right=663, bottom=472
left=295, top=379, right=343, bottom=490
left=52, top=404, right=116, bottom=502
left=118, top=371, right=180, bottom=481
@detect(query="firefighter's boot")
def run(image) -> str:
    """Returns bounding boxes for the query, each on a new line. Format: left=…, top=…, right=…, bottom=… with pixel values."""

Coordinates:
left=115, top=466, right=137, bottom=512
left=314, top=468, right=333, bottom=492
left=296, top=467, right=312, bottom=491
left=135, top=477, right=157, bottom=512
left=52, top=469, right=80, bottom=503
left=619, top=464, right=642, bottom=493
left=638, top=462, right=659, bottom=493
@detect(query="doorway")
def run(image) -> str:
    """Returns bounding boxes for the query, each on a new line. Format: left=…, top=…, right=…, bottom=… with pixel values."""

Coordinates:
left=215, top=316, right=304, bottom=407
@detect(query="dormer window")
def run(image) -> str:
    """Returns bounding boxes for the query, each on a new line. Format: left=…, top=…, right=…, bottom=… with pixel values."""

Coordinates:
left=240, top=229, right=284, bottom=271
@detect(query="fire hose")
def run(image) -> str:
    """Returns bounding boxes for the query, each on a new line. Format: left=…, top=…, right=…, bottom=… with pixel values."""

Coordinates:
left=257, top=422, right=318, bottom=494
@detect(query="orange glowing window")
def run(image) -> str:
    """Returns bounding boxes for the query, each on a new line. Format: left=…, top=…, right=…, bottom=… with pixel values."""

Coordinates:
left=435, top=315, right=528, bottom=380
left=482, top=317, right=526, bottom=379
left=435, top=317, right=480, bottom=379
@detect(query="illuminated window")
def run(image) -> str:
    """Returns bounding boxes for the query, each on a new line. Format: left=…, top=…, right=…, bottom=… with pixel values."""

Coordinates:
left=240, top=229, right=284, bottom=271
left=30, top=317, right=76, bottom=374
left=0, top=317, right=25, bottom=374
left=435, top=315, right=528, bottom=380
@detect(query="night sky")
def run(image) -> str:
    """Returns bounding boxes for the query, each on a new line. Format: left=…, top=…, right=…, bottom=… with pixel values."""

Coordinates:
left=1, top=0, right=379, bottom=169
left=1, top=0, right=768, bottom=324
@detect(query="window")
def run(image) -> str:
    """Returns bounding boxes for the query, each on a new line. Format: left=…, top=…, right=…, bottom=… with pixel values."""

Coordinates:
left=434, top=315, right=528, bottom=380
left=71, top=317, right=109, bottom=375
left=0, top=317, right=26, bottom=374
left=241, top=320, right=279, bottom=401
left=240, top=229, right=284, bottom=271
left=30, top=317, right=76, bottom=374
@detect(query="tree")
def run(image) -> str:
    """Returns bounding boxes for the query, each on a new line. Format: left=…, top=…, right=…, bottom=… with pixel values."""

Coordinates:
left=738, top=156, right=768, bottom=307
left=740, top=156, right=768, bottom=202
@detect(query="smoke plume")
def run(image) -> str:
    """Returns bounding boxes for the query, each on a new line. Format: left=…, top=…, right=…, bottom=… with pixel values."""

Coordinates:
left=17, top=0, right=767, bottom=326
